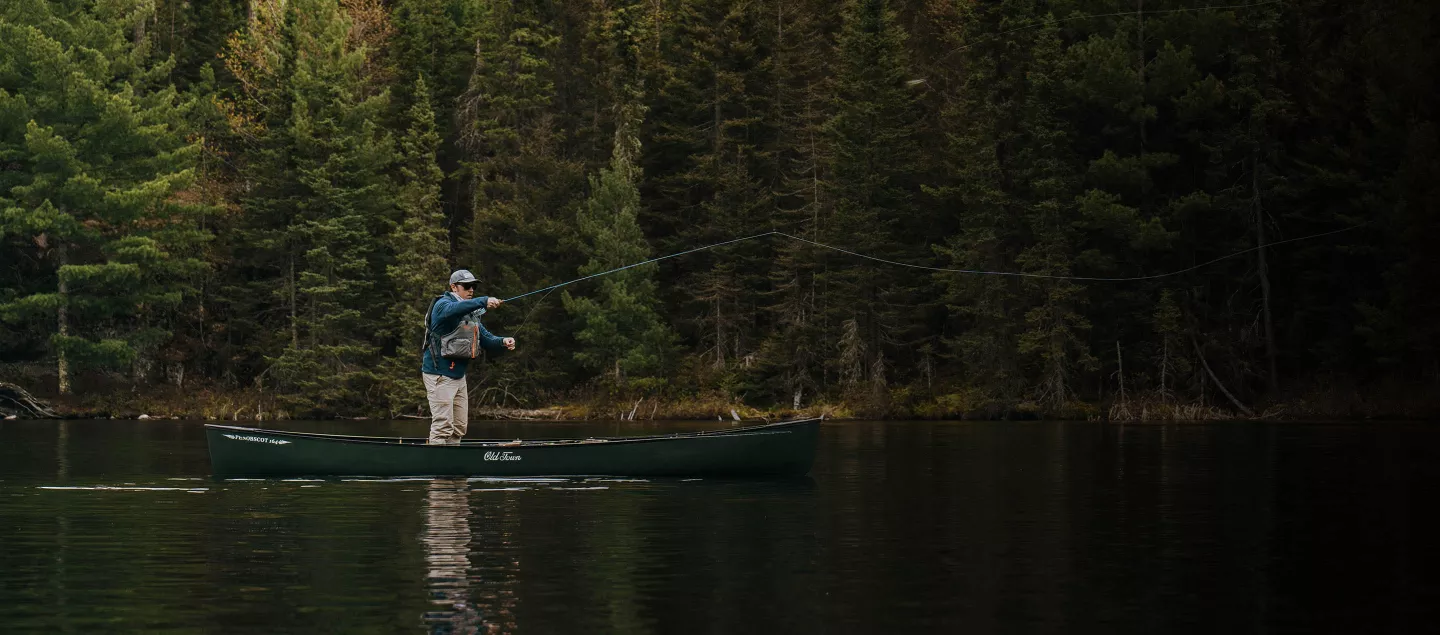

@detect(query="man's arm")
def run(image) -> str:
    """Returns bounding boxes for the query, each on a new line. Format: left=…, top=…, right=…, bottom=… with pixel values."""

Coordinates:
left=434, top=296, right=490, bottom=321
left=476, top=320, right=508, bottom=352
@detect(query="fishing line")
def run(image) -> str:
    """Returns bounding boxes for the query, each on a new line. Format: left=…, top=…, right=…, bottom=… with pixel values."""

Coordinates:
left=502, top=232, right=776, bottom=302
left=515, top=286, right=560, bottom=333
left=500, top=222, right=1366, bottom=302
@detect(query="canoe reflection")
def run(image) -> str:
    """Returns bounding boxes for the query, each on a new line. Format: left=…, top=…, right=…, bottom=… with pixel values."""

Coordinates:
left=420, top=478, right=519, bottom=634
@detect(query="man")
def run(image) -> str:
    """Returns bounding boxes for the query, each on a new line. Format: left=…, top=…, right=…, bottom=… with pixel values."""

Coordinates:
left=422, top=269, right=516, bottom=445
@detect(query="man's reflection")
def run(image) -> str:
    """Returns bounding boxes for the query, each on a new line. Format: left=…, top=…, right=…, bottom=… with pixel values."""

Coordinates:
left=422, top=478, right=482, bottom=634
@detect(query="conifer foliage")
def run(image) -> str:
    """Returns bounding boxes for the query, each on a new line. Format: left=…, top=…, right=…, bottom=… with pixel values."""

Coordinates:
left=562, top=1, right=676, bottom=387
left=1, top=0, right=1435, bottom=417
left=0, top=0, right=206, bottom=393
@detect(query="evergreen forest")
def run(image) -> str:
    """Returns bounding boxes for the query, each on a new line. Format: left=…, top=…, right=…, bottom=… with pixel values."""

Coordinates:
left=2, top=0, right=1437, bottom=420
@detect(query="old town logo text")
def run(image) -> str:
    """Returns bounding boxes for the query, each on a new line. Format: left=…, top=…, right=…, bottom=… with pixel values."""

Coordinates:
left=483, top=451, right=521, bottom=461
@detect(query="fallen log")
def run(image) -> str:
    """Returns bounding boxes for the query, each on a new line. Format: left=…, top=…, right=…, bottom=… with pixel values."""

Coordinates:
left=1190, top=336, right=1255, bottom=418
left=0, top=381, right=59, bottom=419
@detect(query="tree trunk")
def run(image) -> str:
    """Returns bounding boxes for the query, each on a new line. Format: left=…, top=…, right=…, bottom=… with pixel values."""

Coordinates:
left=714, top=289, right=725, bottom=368
left=1192, top=335, right=1254, bottom=417
left=1116, top=340, right=1126, bottom=406
left=289, top=254, right=299, bottom=349
left=713, top=66, right=725, bottom=371
left=133, top=7, right=146, bottom=46
left=1137, top=0, right=1146, bottom=149
left=1160, top=336, right=1169, bottom=400
left=1254, top=153, right=1278, bottom=392
left=56, top=242, right=70, bottom=395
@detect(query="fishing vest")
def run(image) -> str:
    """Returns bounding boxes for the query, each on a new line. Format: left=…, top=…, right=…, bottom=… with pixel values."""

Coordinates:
left=423, top=296, right=487, bottom=361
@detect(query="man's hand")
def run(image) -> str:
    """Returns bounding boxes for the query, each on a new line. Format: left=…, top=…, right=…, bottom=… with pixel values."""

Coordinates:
left=503, top=337, right=516, bottom=350
left=487, top=297, right=503, bottom=309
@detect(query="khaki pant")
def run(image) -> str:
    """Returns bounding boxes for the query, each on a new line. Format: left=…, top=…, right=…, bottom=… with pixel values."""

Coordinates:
left=423, top=373, right=468, bottom=444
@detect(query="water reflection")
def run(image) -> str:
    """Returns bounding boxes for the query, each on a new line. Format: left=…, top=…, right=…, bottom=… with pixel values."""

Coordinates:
left=5, top=420, right=1440, bottom=633
left=422, top=479, right=482, bottom=634
left=422, top=478, right=522, bottom=634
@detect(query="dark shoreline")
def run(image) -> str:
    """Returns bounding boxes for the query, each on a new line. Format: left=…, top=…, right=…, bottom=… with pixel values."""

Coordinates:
left=6, top=391, right=1437, bottom=423
left=7, top=372, right=1437, bottom=423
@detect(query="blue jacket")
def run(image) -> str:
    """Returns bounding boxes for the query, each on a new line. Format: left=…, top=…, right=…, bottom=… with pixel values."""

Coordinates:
left=421, top=293, right=506, bottom=378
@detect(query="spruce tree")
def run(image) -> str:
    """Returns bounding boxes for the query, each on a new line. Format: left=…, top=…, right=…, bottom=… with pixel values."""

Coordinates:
left=563, top=114, right=677, bottom=384
left=455, top=0, right=586, bottom=401
left=390, top=0, right=471, bottom=105
left=237, top=0, right=396, bottom=416
left=458, top=0, right=570, bottom=291
left=756, top=0, right=840, bottom=406
left=562, top=24, right=676, bottom=392
left=150, top=0, right=249, bottom=89
left=931, top=1, right=1062, bottom=407
left=0, top=0, right=206, bottom=393
left=1286, top=0, right=1440, bottom=380
left=210, top=0, right=296, bottom=385
left=381, top=75, right=449, bottom=415
left=647, top=0, right=775, bottom=374
left=1012, top=21, right=1094, bottom=410
left=822, top=0, right=923, bottom=407
left=287, top=0, right=394, bottom=413
left=1214, top=0, right=1291, bottom=395
left=389, top=0, right=477, bottom=255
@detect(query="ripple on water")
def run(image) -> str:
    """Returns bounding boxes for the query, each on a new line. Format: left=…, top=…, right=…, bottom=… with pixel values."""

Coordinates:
left=36, top=486, right=208, bottom=492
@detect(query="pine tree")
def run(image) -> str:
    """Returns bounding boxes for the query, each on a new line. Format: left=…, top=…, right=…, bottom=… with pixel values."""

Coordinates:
left=1061, top=2, right=1225, bottom=404
left=271, top=0, right=396, bottom=415
left=0, top=0, right=207, bottom=393
left=562, top=31, right=677, bottom=387
left=381, top=75, right=449, bottom=415
left=931, top=1, right=1076, bottom=408
left=756, top=0, right=840, bottom=406
left=150, top=0, right=249, bottom=89
left=821, top=0, right=923, bottom=408
left=562, top=114, right=677, bottom=384
left=647, top=0, right=775, bottom=374
left=1012, top=20, right=1094, bottom=411
left=455, top=0, right=586, bottom=402
left=221, top=0, right=398, bottom=415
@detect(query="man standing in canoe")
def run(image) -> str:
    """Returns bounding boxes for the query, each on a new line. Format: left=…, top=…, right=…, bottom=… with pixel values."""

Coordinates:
left=422, top=269, right=516, bottom=445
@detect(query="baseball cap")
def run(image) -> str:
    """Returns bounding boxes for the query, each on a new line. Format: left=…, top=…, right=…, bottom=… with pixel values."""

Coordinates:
left=449, top=269, right=478, bottom=285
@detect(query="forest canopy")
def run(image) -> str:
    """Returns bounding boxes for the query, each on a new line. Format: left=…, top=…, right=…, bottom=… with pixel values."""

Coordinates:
left=2, top=0, right=1436, bottom=419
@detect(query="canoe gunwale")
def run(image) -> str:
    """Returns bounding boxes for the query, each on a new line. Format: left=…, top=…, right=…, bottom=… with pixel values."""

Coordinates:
left=204, top=417, right=822, bottom=449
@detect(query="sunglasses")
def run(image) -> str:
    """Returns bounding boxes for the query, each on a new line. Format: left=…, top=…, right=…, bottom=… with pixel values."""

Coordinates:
left=457, top=282, right=478, bottom=291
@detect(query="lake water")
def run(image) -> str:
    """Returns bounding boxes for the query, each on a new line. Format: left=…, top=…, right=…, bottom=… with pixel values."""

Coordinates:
left=1, top=419, right=1436, bottom=633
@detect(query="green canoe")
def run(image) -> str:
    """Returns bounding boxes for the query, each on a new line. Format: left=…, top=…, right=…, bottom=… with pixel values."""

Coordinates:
left=205, top=417, right=820, bottom=478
